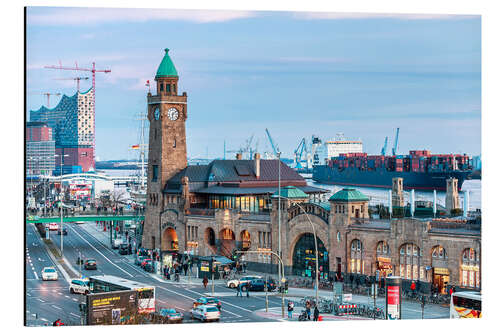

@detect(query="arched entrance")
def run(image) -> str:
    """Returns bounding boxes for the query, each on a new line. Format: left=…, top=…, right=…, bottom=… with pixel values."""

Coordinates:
left=162, top=227, right=178, bottom=251
left=292, top=233, right=329, bottom=280
left=205, top=227, right=216, bottom=247
left=219, top=228, right=235, bottom=258
left=240, top=230, right=251, bottom=251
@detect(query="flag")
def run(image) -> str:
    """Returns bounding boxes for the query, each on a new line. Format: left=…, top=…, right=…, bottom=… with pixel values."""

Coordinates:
left=145, top=80, right=150, bottom=86
left=132, top=144, right=140, bottom=149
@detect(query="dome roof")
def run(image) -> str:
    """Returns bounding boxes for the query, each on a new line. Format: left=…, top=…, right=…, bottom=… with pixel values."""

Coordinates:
left=155, top=48, right=178, bottom=79
left=328, top=188, right=369, bottom=202
left=272, top=186, right=308, bottom=199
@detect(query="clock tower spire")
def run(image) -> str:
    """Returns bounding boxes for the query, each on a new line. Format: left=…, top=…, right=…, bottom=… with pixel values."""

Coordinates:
left=142, top=48, right=188, bottom=250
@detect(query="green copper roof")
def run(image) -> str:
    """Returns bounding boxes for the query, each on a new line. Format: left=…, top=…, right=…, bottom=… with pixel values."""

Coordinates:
left=328, top=188, right=369, bottom=202
left=155, top=48, right=178, bottom=78
left=271, top=186, right=308, bottom=199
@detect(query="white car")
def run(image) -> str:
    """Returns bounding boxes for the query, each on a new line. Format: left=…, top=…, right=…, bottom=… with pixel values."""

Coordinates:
left=74, top=221, right=85, bottom=225
left=69, top=278, right=90, bottom=294
left=191, top=305, right=220, bottom=322
left=48, top=223, right=59, bottom=231
left=41, top=267, right=58, bottom=281
left=226, top=275, right=262, bottom=289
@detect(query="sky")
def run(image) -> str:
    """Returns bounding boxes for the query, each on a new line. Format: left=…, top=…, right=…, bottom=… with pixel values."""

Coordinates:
left=25, top=7, right=481, bottom=161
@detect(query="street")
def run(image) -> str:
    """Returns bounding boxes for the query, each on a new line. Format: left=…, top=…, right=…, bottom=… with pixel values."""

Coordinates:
left=25, top=221, right=450, bottom=326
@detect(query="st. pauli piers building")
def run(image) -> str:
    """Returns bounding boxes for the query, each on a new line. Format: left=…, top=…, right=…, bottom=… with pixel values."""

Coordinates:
left=142, top=48, right=481, bottom=293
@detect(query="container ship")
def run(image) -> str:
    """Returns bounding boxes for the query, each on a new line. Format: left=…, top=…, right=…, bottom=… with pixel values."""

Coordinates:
left=312, top=150, right=472, bottom=191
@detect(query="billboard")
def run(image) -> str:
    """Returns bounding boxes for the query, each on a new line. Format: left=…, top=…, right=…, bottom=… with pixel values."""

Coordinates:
left=86, top=290, right=138, bottom=325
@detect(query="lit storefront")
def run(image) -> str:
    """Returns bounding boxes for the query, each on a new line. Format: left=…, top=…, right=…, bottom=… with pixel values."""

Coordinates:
left=376, top=241, right=392, bottom=277
left=431, top=245, right=449, bottom=294
left=292, top=233, right=329, bottom=280
left=461, top=248, right=480, bottom=289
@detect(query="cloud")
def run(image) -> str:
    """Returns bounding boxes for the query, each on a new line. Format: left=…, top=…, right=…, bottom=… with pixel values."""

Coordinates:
left=27, top=7, right=256, bottom=26
left=292, top=11, right=479, bottom=21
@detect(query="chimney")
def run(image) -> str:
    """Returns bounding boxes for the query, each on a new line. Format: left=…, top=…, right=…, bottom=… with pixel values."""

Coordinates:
left=254, top=153, right=261, bottom=178
left=236, top=153, right=242, bottom=160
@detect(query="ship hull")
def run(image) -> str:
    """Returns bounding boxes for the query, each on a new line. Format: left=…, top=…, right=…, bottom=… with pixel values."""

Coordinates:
left=312, top=166, right=470, bottom=191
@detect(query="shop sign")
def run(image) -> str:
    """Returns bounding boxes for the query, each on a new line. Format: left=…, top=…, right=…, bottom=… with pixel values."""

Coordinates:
left=461, top=265, right=479, bottom=272
left=433, top=267, right=449, bottom=275
left=377, top=256, right=391, bottom=263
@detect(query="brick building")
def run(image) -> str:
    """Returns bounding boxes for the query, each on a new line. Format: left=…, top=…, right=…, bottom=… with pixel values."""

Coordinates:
left=142, top=48, right=481, bottom=294
left=26, top=122, right=55, bottom=175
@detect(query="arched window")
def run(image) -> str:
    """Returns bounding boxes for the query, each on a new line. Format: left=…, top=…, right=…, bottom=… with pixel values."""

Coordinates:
left=350, top=239, right=363, bottom=274
left=399, top=243, right=422, bottom=280
left=432, top=245, right=448, bottom=259
left=377, top=241, right=390, bottom=255
left=461, top=248, right=480, bottom=288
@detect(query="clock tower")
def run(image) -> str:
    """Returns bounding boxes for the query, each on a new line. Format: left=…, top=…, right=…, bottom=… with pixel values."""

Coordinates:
left=142, top=48, right=188, bottom=250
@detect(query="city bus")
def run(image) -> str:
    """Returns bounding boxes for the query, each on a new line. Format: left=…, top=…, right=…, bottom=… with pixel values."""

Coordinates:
left=450, top=291, right=481, bottom=318
left=88, top=275, right=155, bottom=313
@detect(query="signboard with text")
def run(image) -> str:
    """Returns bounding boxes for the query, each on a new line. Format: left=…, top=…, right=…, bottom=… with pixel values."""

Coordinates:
left=386, top=276, right=402, bottom=320
left=86, top=290, right=138, bottom=325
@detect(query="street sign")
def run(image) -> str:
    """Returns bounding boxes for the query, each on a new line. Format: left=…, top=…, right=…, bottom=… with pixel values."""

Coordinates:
left=343, top=293, right=352, bottom=301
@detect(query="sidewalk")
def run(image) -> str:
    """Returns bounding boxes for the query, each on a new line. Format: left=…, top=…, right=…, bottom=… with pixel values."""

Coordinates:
left=254, top=306, right=371, bottom=322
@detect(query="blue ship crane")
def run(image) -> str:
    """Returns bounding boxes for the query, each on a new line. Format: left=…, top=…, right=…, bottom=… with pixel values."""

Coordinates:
left=265, top=128, right=280, bottom=157
left=294, top=138, right=307, bottom=169
left=381, top=136, right=388, bottom=156
left=392, top=128, right=400, bottom=156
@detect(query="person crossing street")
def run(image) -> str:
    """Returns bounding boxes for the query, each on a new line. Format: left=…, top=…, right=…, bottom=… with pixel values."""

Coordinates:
left=313, top=306, right=320, bottom=321
left=236, top=281, right=243, bottom=297
left=287, top=301, right=294, bottom=319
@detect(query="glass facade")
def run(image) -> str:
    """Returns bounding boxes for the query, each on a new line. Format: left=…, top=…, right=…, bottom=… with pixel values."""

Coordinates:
left=208, top=194, right=271, bottom=213
left=292, top=233, right=329, bottom=280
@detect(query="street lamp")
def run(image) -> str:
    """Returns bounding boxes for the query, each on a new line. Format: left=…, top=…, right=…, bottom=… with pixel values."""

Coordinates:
left=276, top=151, right=282, bottom=282
left=55, top=153, right=69, bottom=256
left=275, top=196, right=320, bottom=308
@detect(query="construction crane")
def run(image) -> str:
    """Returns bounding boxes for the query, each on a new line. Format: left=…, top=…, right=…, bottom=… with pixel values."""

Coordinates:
left=45, top=61, right=111, bottom=154
left=392, top=128, right=400, bottom=156
left=265, top=128, right=280, bottom=158
left=381, top=136, right=388, bottom=156
left=30, top=92, right=61, bottom=108
left=54, top=76, right=89, bottom=92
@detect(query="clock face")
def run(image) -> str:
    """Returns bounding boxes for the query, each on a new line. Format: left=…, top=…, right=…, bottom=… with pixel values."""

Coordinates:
left=168, top=107, right=179, bottom=121
left=154, top=107, right=160, bottom=120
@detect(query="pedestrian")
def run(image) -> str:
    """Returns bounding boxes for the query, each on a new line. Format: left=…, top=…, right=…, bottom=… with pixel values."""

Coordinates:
left=203, top=276, right=208, bottom=289
left=236, top=282, right=243, bottom=297
left=246, top=281, right=250, bottom=297
left=313, top=306, right=319, bottom=321
left=287, top=301, right=294, bottom=319
left=305, top=301, right=311, bottom=320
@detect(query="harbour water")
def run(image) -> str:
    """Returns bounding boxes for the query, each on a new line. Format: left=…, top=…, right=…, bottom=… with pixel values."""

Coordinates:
left=307, top=179, right=481, bottom=211
left=99, top=169, right=481, bottom=211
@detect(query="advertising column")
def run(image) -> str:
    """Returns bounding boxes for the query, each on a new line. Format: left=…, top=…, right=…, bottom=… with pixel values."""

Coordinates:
left=386, top=276, right=402, bottom=320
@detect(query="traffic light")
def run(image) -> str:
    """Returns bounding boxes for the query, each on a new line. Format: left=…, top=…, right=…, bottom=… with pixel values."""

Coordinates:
left=284, top=281, right=289, bottom=293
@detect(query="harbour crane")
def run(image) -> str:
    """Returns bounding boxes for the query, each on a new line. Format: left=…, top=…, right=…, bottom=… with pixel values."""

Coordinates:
left=381, top=136, right=388, bottom=156
left=392, top=128, right=400, bottom=156
left=265, top=128, right=280, bottom=158
left=294, top=138, right=307, bottom=169
left=53, top=76, right=89, bottom=92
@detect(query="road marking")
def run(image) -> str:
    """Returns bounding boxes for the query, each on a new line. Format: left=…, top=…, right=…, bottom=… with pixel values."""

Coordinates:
left=26, top=293, right=31, bottom=297
left=34, top=272, right=39, bottom=280
left=70, top=313, right=79, bottom=317
left=72, top=298, right=78, bottom=301
left=222, top=308, right=242, bottom=318
left=38, top=299, right=45, bottom=303
left=65, top=295, right=70, bottom=298
left=41, top=318, right=48, bottom=322
left=52, top=305, right=62, bottom=310
left=67, top=224, right=134, bottom=278
left=184, top=288, right=252, bottom=313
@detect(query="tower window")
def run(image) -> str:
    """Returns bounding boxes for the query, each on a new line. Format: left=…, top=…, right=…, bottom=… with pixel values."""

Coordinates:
left=173, top=138, right=176, bottom=148
left=166, top=84, right=171, bottom=93
left=152, top=165, right=158, bottom=182
left=160, top=83, right=164, bottom=92
left=173, top=84, right=176, bottom=93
